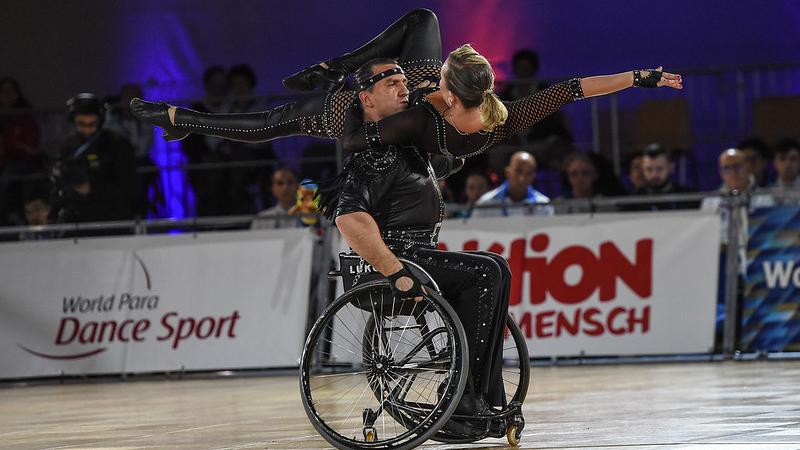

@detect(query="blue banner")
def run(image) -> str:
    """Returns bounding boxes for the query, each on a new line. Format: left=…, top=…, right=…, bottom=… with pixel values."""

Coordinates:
left=742, top=205, right=800, bottom=352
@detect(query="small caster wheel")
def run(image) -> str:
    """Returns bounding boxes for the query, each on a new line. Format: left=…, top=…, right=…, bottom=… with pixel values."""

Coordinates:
left=507, top=425, right=521, bottom=446
left=364, top=427, right=377, bottom=443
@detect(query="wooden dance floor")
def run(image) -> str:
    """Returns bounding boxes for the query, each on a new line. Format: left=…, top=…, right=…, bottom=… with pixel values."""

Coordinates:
left=2, top=361, right=799, bottom=449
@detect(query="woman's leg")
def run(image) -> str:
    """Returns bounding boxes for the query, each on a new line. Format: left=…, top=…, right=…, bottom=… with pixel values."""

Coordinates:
left=130, top=92, right=349, bottom=143
left=284, top=8, right=442, bottom=92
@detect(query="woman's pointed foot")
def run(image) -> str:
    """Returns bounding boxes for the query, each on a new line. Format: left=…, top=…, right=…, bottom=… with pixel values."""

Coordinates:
left=283, top=64, right=346, bottom=93
left=129, top=98, right=189, bottom=141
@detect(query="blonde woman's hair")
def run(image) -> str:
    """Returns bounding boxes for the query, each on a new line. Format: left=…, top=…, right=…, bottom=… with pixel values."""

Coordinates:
left=444, top=44, right=508, bottom=131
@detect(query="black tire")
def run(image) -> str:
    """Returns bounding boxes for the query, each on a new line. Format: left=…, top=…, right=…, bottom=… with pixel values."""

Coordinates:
left=300, top=280, right=469, bottom=450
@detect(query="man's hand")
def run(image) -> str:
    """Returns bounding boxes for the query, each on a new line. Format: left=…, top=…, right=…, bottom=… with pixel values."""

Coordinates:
left=387, top=264, right=427, bottom=302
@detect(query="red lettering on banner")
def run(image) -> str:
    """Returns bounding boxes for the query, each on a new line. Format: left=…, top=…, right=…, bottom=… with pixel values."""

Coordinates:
left=55, top=317, right=152, bottom=345
left=515, top=306, right=651, bottom=338
left=535, top=311, right=555, bottom=338
left=446, top=233, right=653, bottom=304
left=158, top=310, right=241, bottom=349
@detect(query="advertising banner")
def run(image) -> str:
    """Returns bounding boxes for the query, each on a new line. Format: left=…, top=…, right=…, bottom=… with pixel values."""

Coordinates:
left=0, top=229, right=312, bottom=379
left=742, top=205, right=800, bottom=352
left=437, top=211, right=720, bottom=356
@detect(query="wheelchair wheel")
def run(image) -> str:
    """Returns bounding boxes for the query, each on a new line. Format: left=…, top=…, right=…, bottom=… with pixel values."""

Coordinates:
left=430, top=313, right=530, bottom=444
left=503, top=314, right=530, bottom=406
left=300, top=280, right=469, bottom=450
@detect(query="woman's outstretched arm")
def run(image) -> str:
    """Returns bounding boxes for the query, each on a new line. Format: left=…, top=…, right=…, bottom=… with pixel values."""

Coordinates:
left=580, top=67, right=682, bottom=97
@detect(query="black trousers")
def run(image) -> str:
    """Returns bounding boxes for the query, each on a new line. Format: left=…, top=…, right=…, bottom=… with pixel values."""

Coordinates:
left=171, top=9, right=442, bottom=144
left=398, top=247, right=512, bottom=408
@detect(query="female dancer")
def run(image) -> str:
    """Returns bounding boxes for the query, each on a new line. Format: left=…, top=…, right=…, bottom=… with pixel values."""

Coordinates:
left=131, top=9, right=681, bottom=156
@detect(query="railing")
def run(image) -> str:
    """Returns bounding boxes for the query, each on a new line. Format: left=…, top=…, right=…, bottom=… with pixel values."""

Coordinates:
left=4, top=189, right=799, bottom=361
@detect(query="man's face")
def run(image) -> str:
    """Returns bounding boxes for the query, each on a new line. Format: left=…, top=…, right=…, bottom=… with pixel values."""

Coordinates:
left=774, top=149, right=800, bottom=183
left=642, top=154, right=673, bottom=188
left=465, top=174, right=489, bottom=204
left=272, top=170, right=298, bottom=206
left=505, top=154, right=536, bottom=197
left=74, top=113, right=100, bottom=139
left=361, top=64, right=409, bottom=120
left=719, top=151, right=749, bottom=191
left=24, top=199, right=49, bottom=226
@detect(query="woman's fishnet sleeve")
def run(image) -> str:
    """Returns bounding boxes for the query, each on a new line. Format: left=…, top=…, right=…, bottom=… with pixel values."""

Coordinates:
left=323, top=91, right=358, bottom=139
left=493, top=78, right=583, bottom=144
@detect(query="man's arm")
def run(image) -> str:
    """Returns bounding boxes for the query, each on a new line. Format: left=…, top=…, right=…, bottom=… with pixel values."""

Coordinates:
left=335, top=211, right=422, bottom=299
left=336, top=212, right=402, bottom=276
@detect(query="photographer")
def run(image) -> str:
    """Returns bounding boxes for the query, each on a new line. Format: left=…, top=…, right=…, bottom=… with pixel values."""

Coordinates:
left=51, top=93, right=136, bottom=225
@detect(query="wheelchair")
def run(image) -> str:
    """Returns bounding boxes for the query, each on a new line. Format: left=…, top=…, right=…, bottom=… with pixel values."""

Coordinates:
left=300, top=253, right=530, bottom=450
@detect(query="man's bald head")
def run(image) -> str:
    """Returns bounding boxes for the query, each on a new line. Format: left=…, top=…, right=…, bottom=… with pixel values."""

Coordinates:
left=719, top=148, right=750, bottom=191
left=505, top=151, right=537, bottom=201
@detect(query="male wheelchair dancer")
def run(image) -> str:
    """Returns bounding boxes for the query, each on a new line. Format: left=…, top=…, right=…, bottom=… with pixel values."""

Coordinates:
left=299, top=57, right=528, bottom=450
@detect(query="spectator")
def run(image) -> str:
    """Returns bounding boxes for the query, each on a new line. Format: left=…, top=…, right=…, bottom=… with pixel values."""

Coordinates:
left=474, top=151, right=552, bottom=217
left=18, top=181, right=54, bottom=240
left=183, top=65, right=230, bottom=217
left=499, top=49, right=571, bottom=145
left=51, top=93, right=137, bottom=224
left=251, top=167, right=300, bottom=229
left=561, top=152, right=599, bottom=199
left=634, top=143, right=697, bottom=210
left=737, top=137, right=770, bottom=187
left=0, top=76, right=44, bottom=225
left=701, top=148, right=774, bottom=240
left=464, top=172, right=490, bottom=207
left=771, top=138, right=800, bottom=189
left=450, top=172, right=489, bottom=219
left=625, top=150, right=646, bottom=193
left=218, top=64, right=274, bottom=215
left=106, top=83, right=158, bottom=218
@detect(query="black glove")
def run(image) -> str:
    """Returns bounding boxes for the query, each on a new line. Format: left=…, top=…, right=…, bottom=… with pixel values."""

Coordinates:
left=387, top=264, right=426, bottom=301
left=633, top=69, right=662, bottom=88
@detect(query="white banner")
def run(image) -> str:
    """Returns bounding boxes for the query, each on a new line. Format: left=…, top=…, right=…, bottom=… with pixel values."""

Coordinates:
left=438, top=211, right=720, bottom=357
left=0, top=229, right=313, bottom=379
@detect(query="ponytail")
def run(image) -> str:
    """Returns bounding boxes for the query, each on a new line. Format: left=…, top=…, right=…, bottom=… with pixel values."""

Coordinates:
left=479, top=90, right=508, bottom=131
left=445, top=44, right=507, bottom=131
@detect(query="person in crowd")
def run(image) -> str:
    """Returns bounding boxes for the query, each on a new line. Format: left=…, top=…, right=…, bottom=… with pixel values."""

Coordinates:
left=105, top=83, right=158, bottom=217
left=771, top=137, right=800, bottom=189
left=701, top=147, right=775, bottom=349
left=450, top=171, right=490, bottom=218
left=51, top=93, right=137, bottom=225
left=634, top=143, right=697, bottom=210
left=498, top=49, right=571, bottom=145
left=182, top=65, right=230, bottom=217
left=0, top=76, right=44, bottom=226
left=625, top=150, right=646, bottom=193
left=561, top=152, right=599, bottom=199
left=474, top=151, right=552, bottom=217
left=222, top=64, right=275, bottom=215
left=701, top=148, right=775, bottom=237
left=737, top=137, right=770, bottom=187
left=251, top=166, right=300, bottom=229
left=557, top=152, right=619, bottom=213
left=18, top=181, right=54, bottom=240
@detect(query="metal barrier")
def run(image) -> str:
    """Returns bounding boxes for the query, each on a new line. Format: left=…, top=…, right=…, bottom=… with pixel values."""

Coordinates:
left=4, top=189, right=800, bottom=361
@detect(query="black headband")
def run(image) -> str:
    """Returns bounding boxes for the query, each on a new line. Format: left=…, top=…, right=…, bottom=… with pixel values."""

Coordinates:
left=356, top=67, right=405, bottom=92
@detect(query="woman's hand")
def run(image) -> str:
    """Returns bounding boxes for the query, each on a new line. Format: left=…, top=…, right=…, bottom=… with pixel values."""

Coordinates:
left=637, top=67, right=683, bottom=89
